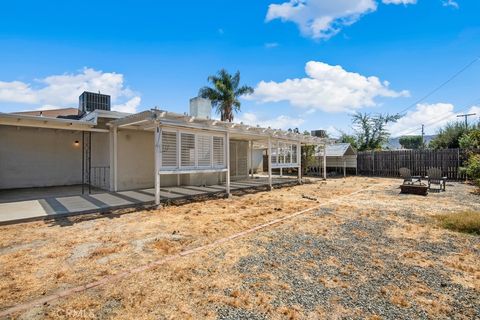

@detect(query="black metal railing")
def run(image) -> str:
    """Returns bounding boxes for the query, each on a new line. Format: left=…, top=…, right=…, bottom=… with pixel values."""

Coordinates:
left=91, top=166, right=110, bottom=191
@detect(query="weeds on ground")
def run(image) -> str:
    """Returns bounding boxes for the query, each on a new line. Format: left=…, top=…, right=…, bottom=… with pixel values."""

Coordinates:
left=435, top=211, right=480, bottom=235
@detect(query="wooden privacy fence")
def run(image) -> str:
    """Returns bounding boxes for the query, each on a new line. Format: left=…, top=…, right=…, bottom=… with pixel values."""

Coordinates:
left=357, top=149, right=477, bottom=180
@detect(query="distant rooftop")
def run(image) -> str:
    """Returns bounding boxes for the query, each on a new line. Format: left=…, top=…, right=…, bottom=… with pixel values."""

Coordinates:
left=11, top=108, right=79, bottom=118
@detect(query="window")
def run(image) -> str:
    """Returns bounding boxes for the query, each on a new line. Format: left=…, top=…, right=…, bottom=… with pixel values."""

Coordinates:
left=292, top=144, right=298, bottom=164
left=159, top=130, right=226, bottom=170
left=285, top=144, right=292, bottom=164
left=213, top=136, right=225, bottom=167
left=271, top=142, right=278, bottom=164
left=181, top=133, right=195, bottom=167
left=161, top=131, right=177, bottom=167
left=197, top=135, right=211, bottom=167
left=270, top=142, right=299, bottom=167
left=278, top=142, right=285, bottom=164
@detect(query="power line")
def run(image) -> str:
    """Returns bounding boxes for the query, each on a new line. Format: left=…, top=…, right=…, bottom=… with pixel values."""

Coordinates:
left=394, top=97, right=480, bottom=137
left=397, top=56, right=480, bottom=115
left=457, top=113, right=477, bottom=128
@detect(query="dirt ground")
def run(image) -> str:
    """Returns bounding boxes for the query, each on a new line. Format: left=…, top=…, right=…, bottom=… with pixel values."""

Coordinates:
left=0, top=177, right=479, bottom=319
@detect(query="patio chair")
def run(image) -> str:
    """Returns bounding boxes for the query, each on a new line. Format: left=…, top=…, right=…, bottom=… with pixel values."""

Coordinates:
left=426, top=168, right=447, bottom=191
left=399, top=167, right=420, bottom=184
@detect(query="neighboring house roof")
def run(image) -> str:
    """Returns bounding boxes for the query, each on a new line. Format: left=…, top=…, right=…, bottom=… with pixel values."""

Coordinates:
left=12, top=108, right=79, bottom=118
left=81, top=109, right=132, bottom=121
left=0, top=111, right=106, bottom=132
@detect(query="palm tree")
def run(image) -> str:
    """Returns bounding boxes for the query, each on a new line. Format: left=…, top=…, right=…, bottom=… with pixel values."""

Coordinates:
left=199, top=69, right=254, bottom=122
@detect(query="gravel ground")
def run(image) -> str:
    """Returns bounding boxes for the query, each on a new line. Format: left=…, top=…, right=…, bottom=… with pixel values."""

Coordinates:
left=222, top=182, right=480, bottom=319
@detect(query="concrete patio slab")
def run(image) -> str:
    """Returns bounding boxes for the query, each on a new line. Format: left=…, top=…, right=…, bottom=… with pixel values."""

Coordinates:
left=0, top=177, right=298, bottom=225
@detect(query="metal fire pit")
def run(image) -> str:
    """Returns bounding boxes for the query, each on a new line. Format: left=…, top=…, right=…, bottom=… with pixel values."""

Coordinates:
left=400, top=183, right=428, bottom=196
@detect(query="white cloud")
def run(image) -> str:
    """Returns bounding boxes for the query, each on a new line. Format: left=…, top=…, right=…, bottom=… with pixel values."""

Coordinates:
left=112, top=97, right=142, bottom=113
left=325, top=125, right=343, bottom=138
left=250, top=61, right=409, bottom=113
left=389, top=103, right=454, bottom=137
left=468, top=106, right=480, bottom=116
left=238, top=112, right=305, bottom=129
left=388, top=103, right=480, bottom=137
left=266, top=0, right=378, bottom=40
left=382, top=0, right=416, bottom=4
left=266, top=1, right=456, bottom=40
left=0, top=68, right=141, bottom=113
left=442, top=0, right=459, bottom=8
left=35, top=105, right=67, bottom=111
left=266, top=0, right=421, bottom=40
left=0, top=81, right=37, bottom=104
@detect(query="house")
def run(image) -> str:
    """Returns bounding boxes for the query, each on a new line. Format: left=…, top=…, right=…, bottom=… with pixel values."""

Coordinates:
left=0, top=92, right=328, bottom=207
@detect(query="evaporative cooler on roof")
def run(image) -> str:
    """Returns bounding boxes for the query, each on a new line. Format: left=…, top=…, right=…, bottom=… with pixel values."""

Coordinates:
left=79, top=91, right=111, bottom=115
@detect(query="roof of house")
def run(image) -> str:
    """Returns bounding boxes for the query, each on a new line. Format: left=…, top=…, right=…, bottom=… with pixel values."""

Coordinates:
left=12, top=108, right=79, bottom=118
left=1, top=107, right=332, bottom=146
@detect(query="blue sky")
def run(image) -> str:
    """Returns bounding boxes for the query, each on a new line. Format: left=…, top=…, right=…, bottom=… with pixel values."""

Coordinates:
left=0, top=0, right=479, bottom=137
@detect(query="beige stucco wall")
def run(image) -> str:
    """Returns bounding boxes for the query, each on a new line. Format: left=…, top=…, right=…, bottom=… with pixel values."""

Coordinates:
left=115, top=129, right=226, bottom=190
left=180, top=172, right=224, bottom=186
left=0, top=125, right=111, bottom=190
left=91, top=132, right=110, bottom=168
left=0, top=125, right=83, bottom=189
left=0, top=124, right=237, bottom=191
left=116, top=130, right=155, bottom=191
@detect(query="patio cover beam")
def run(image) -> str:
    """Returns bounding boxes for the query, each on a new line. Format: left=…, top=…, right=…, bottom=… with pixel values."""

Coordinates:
left=109, top=109, right=330, bottom=146
left=154, top=124, right=161, bottom=206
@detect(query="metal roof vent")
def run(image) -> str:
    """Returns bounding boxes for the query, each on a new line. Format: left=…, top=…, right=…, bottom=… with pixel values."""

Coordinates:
left=189, top=97, right=212, bottom=119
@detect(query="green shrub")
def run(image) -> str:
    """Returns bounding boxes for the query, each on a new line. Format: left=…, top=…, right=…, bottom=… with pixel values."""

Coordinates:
left=435, top=211, right=480, bottom=235
left=459, top=129, right=480, bottom=149
left=465, top=154, right=480, bottom=183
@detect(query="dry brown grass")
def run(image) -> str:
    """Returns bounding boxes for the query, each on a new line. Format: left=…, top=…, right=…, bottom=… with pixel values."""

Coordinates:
left=0, top=177, right=379, bottom=310
left=435, top=211, right=480, bottom=235
left=1, top=177, right=479, bottom=319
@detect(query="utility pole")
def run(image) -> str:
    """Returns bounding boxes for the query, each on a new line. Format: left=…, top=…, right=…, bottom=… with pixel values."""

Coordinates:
left=457, top=113, right=476, bottom=129
left=421, top=124, right=425, bottom=149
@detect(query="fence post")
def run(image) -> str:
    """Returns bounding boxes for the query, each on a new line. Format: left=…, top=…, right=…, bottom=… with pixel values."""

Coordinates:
left=372, top=151, right=375, bottom=176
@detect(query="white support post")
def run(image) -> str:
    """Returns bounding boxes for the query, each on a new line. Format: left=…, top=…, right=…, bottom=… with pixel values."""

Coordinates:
left=323, top=144, right=327, bottom=180
left=297, top=143, right=302, bottom=184
left=112, top=126, right=118, bottom=192
left=225, top=131, right=231, bottom=196
left=280, top=168, right=283, bottom=178
left=177, top=130, right=181, bottom=186
left=268, top=138, right=272, bottom=189
left=343, top=158, right=346, bottom=177
left=154, top=125, right=161, bottom=206
left=250, top=140, right=254, bottom=179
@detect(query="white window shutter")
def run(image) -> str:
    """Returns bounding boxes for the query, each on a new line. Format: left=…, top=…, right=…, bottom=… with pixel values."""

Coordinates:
left=213, top=136, right=225, bottom=167
left=161, top=131, right=177, bottom=168
left=197, top=135, right=212, bottom=167
left=181, top=133, right=195, bottom=167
